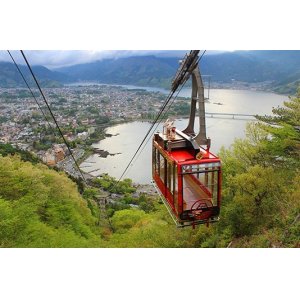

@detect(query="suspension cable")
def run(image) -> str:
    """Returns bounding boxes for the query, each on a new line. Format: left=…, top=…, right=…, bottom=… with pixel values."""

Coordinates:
left=20, top=50, right=87, bottom=184
left=111, top=51, right=205, bottom=189
left=7, top=50, right=58, bottom=138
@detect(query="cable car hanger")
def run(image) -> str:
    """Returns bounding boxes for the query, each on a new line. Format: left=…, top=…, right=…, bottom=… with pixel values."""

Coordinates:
left=170, top=51, right=211, bottom=154
left=152, top=50, right=222, bottom=228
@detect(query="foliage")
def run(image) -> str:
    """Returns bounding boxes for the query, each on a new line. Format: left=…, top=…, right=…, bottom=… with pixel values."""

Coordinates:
left=172, top=102, right=191, bottom=116
left=95, top=115, right=110, bottom=125
left=222, top=165, right=284, bottom=236
left=105, top=192, right=156, bottom=219
left=110, top=209, right=146, bottom=233
left=93, top=175, right=136, bottom=194
left=107, top=206, right=197, bottom=248
left=211, top=93, right=300, bottom=246
left=0, top=155, right=103, bottom=247
left=256, top=91, right=300, bottom=164
left=87, top=130, right=106, bottom=144
left=0, top=116, right=8, bottom=123
left=0, top=143, right=40, bottom=164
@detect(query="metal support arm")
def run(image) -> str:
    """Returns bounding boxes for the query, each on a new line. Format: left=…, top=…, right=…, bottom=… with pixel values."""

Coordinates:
left=182, top=65, right=211, bottom=150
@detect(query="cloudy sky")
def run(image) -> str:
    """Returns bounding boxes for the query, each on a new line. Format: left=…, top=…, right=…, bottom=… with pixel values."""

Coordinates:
left=0, top=50, right=193, bottom=69
left=0, top=50, right=223, bottom=69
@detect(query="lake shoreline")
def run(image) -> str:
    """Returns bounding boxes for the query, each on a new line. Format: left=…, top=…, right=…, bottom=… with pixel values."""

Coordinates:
left=79, top=87, right=287, bottom=184
left=65, top=81, right=292, bottom=97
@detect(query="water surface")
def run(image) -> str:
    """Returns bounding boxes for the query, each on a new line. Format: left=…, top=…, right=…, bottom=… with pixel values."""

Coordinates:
left=80, top=87, right=287, bottom=184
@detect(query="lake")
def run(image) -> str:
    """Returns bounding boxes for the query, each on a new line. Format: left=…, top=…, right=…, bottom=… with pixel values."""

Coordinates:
left=80, top=86, right=287, bottom=184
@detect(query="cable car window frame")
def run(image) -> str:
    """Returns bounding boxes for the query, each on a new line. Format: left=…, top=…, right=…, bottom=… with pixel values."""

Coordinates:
left=181, top=162, right=221, bottom=174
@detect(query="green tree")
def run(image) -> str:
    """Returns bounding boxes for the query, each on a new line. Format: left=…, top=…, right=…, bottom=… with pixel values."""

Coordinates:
left=222, top=165, right=284, bottom=236
left=0, top=155, right=104, bottom=247
left=93, top=175, right=136, bottom=194
left=256, top=90, right=300, bottom=164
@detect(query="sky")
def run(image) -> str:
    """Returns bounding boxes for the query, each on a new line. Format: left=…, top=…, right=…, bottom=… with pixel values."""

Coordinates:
left=0, top=50, right=186, bottom=69
left=0, top=50, right=224, bottom=69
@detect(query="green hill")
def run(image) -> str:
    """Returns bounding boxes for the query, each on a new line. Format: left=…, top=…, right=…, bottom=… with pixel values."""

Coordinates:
left=0, top=155, right=104, bottom=247
left=0, top=154, right=198, bottom=247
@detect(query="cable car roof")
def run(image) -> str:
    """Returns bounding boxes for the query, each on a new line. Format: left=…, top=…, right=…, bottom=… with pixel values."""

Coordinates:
left=168, top=148, right=220, bottom=164
left=156, top=143, right=221, bottom=165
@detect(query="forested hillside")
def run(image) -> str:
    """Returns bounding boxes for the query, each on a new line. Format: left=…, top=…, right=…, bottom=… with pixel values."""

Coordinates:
left=57, top=55, right=177, bottom=88
left=0, top=92, right=299, bottom=247
left=0, top=62, right=71, bottom=88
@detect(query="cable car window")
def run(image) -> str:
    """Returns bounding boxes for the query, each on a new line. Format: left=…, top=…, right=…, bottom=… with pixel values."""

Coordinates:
left=174, top=164, right=178, bottom=213
left=159, top=154, right=166, bottom=183
left=152, top=147, right=157, bottom=175
left=182, top=163, right=220, bottom=210
left=156, top=150, right=161, bottom=177
left=167, top=162, right=174, bottom=194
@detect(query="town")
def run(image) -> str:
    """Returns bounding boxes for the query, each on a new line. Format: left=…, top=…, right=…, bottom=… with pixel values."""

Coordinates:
left=0, top=84, right=170, bottom=177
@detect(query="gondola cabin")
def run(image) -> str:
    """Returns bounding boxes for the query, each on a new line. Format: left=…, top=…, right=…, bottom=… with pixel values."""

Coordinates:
left=152, top=129, right=221, bottom=227
left=152, top=50, right=221, bottom=227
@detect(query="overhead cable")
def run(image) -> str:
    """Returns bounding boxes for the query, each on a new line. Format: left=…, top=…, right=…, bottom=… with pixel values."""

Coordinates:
left=7, top=50, right=58, bottom=137
left=20, top=50, right=87, bottom=184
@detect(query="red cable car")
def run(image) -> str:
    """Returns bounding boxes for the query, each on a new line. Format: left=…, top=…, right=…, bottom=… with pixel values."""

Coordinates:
left=152, top=52, right=222, bottom=227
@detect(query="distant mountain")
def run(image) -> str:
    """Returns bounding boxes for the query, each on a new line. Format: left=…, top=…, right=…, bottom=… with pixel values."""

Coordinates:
left=57, top=51, right=300, bottom=93
left=0, top=62, right=73, bottom=88
left=200, top=50, right=300, bottom=84
left=1, top=51, right=300, bottom=94
left=271, top=69, right=300, bottom=94
left=57, top=55, right=179, bottom=88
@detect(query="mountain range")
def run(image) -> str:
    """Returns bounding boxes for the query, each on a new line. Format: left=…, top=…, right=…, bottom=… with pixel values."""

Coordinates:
left=0, top=62, right=72, bottom=88
left=1, top=51, right=300, bottom=94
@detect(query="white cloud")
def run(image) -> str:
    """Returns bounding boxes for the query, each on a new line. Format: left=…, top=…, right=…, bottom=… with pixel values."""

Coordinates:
left=0, top=50, right=191, bottom=69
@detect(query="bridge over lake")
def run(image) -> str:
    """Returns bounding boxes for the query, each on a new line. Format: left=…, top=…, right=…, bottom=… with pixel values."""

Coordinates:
left=206, top=112, right=256, bottom=120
